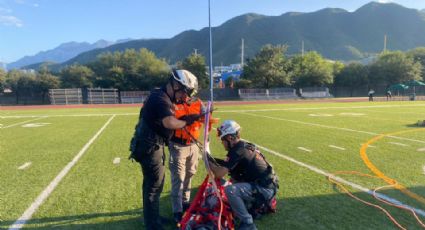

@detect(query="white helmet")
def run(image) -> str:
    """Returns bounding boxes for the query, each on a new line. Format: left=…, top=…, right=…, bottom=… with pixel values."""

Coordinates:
left=171, top=69, right=198, bottom=97
left=217, top=120, right=241, bottom=138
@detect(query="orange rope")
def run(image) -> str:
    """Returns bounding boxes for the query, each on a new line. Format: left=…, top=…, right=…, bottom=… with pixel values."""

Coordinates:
left=373, top=185, right=425, bottom=228
left=328, top=171, right=425, bottom=229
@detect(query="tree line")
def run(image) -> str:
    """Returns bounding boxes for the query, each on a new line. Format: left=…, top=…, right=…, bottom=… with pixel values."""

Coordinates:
left=1, top=45, right=425, bottom=101
left=239, top=45, right=424, bottom=91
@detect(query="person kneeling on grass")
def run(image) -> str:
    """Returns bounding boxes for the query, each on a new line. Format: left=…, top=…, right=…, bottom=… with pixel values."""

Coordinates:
left=208, top=120, right=279, bottom=230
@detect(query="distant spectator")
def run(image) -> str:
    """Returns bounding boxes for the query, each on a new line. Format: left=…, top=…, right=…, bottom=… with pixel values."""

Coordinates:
left=386, top=90, right=392, bottom=101
left=368, top=89, right=375, bottom=101
left=219, top=78, right=225, bottom=88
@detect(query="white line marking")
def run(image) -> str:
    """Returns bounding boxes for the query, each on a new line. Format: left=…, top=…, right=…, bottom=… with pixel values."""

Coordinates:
left=245, top=140, right=425, bottom=217
left=1, top=117, right=47, bottom=129
left=1, top=113, right=138, bottom=118
left=22, top=123, right=51, bottom=128
left=339, top=113, right=365, bottom=116
left=242, top=113, right=425, bottom=145
left=18, top=162, right=32, bottom=170
left=309, top=113, right=333, bottom=117
left=298, top=147, right=312, bottom=152
left=388, top=142, right=409, bottom=147
left=113, top=157, right=121, bottom=165
left=218, top=104, right=425, bottom=113
left=4, top=104, right=421, bottom=118
left=418, top=147, right=425, bottom=152
left=8, top=115, right=116, bottom=230
left=329, top=145, right=346, bottom=150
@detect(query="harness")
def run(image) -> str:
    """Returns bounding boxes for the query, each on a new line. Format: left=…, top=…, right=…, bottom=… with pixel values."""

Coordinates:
left=245, top=143, right=279, bottom=191
left=244, top=143, right=279, bottom=218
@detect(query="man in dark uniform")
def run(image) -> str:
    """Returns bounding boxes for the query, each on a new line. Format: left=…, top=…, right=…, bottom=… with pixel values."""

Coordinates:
left=208, top=120, right=279, bottom=230
left=130, top=69, right=201, bottom=230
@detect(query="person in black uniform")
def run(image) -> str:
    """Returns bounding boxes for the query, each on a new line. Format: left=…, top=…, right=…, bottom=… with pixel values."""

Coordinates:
left=129, top=69, right=201, bottom=230
left=208, top=120, right=279, bottom=230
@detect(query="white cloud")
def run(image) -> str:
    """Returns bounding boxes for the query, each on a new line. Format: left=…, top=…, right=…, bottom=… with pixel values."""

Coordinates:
left=33, top=3, right=38, bottom=7
left=0, top=15, right=23, bottom=27
left=0, top=7, right=12, bottom=13
left=14, top=0, right=25, bottom=4
left=377, top=0, right=392, bottom=3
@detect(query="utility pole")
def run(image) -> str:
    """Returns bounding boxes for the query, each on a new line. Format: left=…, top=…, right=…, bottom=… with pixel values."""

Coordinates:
left=383, top=34, right=387, bottom=53
left=301, top=40, right=305, bottom=57
left=241, top=38, right=244, bottom=68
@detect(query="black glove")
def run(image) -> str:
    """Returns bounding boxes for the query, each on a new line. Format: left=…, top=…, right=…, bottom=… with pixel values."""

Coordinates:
left=180, top=114, right=201, bottom=126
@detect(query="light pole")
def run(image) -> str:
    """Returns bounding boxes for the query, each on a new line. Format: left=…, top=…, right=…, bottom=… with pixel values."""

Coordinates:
left=208, top=0, right=213, bottom=102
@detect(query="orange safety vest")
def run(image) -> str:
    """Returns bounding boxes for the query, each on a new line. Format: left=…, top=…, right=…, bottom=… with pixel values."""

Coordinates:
left=174, top=98, right=203, bottom=144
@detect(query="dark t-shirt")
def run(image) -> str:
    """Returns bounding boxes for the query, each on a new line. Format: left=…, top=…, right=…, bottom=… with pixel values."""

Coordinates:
left=222, top=141, right=269, bottom=183
left=140, top=87, right=175, bottom=140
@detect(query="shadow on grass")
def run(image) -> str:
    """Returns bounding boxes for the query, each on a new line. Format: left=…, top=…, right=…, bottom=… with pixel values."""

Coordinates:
left=1, top=187, right=425, bottom=230
left=0, top=209, right=143, bottom=230
left=405, top=123, right=425, bottom=128
left=0, top=188, right=197, bottom=230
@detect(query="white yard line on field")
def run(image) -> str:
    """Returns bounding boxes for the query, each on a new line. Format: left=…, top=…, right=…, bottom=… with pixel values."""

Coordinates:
left=244, top=139, right=425, bottom=217
left=1, top=117, right=47, bottom=129
left=1, top=116, right=42, bottom=118
left=4, top=104, right=422, bottom=119
left=217, top=104, right=425, bottom=113
left=297, top=147, right=312, bottom=152
left=8, top=115, right=116, bottom=230
left=113, top=157, right=121, bottom=165
left=388, top=142, right=409, bottom=147
left=241, top=113, right=425, bottom=145
left=363, top=109, right=425, bottom=117
left=329, top=145, right=346, bottom=150
left=3, top=103, right=425, bottom=118
left=18, top=162, right=32, bottom=170
left=1, top=113, right=138, bottom=118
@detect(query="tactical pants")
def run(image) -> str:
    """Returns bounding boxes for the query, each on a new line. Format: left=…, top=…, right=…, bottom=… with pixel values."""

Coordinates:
left=224, top=183, right=274, bottom=224
left=168, top=142, right=199, bottom=213
left=139, top=143, right=165, bottom=230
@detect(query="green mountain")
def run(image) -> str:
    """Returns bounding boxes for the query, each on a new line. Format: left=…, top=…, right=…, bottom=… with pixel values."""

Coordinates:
left=45, top=2, right=425, bottom=70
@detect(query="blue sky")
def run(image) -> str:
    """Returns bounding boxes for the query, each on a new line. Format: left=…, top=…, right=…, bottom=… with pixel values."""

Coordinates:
left=1, top=0, right=425, bottom=63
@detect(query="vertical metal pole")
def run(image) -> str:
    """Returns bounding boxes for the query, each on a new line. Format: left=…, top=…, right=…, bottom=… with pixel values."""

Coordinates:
left=383, top=34, right=387, bottom=53
left=208, top=0, right=214, bottom=102
left=241, top=38, right=244, bottom=67
left=302, top=40, right=305, bottom=57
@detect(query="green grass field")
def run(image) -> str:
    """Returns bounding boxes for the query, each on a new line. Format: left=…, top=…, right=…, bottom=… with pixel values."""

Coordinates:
left=1, top=100, right=425, bottom=229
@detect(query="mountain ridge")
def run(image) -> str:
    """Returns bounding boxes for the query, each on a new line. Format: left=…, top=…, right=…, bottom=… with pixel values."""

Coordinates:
left=8, top=39, right=133, bottom=69
left=19, top=2, right=425, bottom=71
